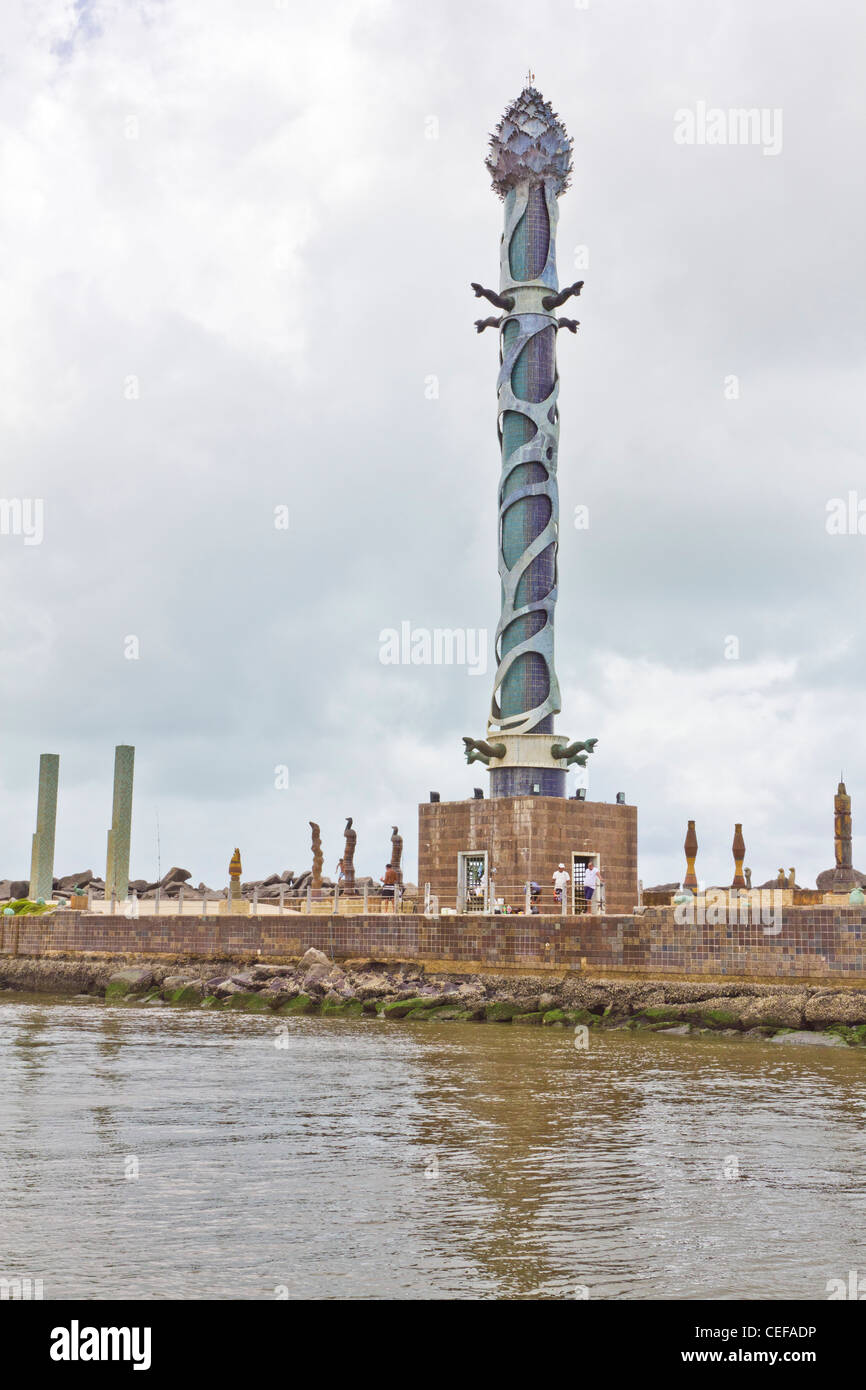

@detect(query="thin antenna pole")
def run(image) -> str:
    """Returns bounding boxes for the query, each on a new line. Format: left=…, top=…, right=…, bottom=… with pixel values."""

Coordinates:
left=156, top=808, right=161, bottom=883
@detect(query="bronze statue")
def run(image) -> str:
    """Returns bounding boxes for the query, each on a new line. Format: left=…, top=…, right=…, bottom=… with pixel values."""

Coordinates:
left=550, top=736, right=598, bottom=766
left=389, top=826, right=403, bottom=885
left=744, top=867, right=752, bottom=890
left=683, top=821, right=698, bottom=891
left=833, top=781, right=856, bottom=889
left=470, top=281, right=514, bottom=310
left=542, top=280, right=583, bottom=311
left=731, top=823, right=746, bottom=889
left=228, top=847, right=243, bottom=906
left=342, top=817, right=356, bottom=891
left=463, top=735, right=506, bottom=765
left=309, top=822, right=322, bottom=892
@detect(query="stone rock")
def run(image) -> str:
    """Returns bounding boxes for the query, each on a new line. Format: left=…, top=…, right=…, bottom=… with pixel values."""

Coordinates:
left=816, top=867, right=866, bottom=892
left=299, top=947, right=330, bottom=969
left=351, top=974, right=395, bottom=1000
left=162, top=974, right=195, bottom=989
left=160, top=866, right=191, bottom=887
left=658, top=1025, right=692, bottom=1036
left=203, top=977, right=246, bottom=998
left=804, top=993, right=866, bottom=1027
left=264, top=978, right=298, bottom=998
left=108, top=967, right=154, bottom=988
left=10, top=881, right=28, bottom=898
left=305, top=964, right=348, bottom=994
left=738, top=993, right=807, bottom=1031
left=537, top=992, right=557, bottom=1012
left=0, top=881, right=11, bottom=900
left=58, top=871, right=94, bottom=890
left=769, top=1030, right=848, bottom=1047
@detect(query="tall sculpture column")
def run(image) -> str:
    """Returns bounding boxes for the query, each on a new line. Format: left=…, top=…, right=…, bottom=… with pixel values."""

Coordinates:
left=833, top=781, right=856, bottom=890
left=463, top=84, right=596, bottom=796
left=28, top=753, right=59, bottom=901
left=105, top=744, right=135, bottom=902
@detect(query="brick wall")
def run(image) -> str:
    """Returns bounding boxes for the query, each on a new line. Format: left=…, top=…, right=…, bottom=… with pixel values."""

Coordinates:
left=4, top=903, right=866, bottom=983
left=418, top=796, right=638, bottom=915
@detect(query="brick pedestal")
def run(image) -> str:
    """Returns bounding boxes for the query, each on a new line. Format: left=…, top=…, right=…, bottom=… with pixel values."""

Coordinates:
left=418, top=796, right=638, bottom=915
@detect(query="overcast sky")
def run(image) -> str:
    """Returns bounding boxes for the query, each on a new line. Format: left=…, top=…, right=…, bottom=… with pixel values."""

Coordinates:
left=1, top=0, right=864, bottom=890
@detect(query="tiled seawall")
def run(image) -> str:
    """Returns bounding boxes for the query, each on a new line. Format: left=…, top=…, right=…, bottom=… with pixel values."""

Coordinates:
left=4, top=905, right=866, bottom=983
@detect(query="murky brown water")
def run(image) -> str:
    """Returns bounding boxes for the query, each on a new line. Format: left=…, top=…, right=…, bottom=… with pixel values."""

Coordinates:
left=1, top=994, right=865, bottom=1299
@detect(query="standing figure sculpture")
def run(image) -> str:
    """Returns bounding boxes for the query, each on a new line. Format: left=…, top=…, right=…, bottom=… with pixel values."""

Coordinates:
left=228, top=847, right=243, bottom=908
left=309, top=821, right=323, bottom=893
left=341, top=817, right=357, bottom=892
left=833, top=781, right=856, bottom=890
left=389, top=826, right=404, bottom=885
left=731, top=823, right=746, bottom=890
left=683, top=821, right=698, bottom=892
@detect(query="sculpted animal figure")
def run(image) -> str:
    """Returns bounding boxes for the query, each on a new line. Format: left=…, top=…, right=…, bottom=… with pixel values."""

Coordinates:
left=342, top=817, right=357, bottom=890
left=550, top=737, right=598, bottom=766
left=462, top=736, right=506, bottom=766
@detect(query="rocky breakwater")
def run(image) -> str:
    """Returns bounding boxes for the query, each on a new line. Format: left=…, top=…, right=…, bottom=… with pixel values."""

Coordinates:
left=3, top=953, right=866, bottom=1047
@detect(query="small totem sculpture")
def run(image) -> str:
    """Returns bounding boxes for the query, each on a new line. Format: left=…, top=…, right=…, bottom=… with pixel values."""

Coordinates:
left=342, top=817, right=357, bottom=891
left=228, top=848, right=243, bottom=906
left=309, top=822, right=322, bottom=892
left=389, top=825, right=404, bottom=885
left=731, top=823, right=746, bottom=890
left=833, top=781, right=856, bottom=889
left=683, top=820, right=698, bottom=891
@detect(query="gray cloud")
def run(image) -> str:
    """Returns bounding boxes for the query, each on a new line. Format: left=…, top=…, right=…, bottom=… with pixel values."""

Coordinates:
left=0, top=0, right=864, bottom=892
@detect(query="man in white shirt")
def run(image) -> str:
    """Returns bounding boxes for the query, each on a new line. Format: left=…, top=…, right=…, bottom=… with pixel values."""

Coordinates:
left=552, top=863, right=570, bottom=905
left=584, top=862, right=599, bottom=910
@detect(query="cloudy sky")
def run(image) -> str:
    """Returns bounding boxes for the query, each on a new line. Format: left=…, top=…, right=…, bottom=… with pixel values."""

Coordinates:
left=1, top=0, right=864, bottom=891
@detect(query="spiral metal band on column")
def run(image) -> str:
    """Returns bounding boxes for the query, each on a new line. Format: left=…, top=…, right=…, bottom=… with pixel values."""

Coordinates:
left=489, top=180, right=562, bottom=736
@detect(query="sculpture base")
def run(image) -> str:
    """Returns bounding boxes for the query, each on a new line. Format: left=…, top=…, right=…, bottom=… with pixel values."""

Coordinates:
left=219, top=897, right=250, bottom=916
left=490, top=766, right=566, bottom=797
left=418, top=794, right=638, bottom=915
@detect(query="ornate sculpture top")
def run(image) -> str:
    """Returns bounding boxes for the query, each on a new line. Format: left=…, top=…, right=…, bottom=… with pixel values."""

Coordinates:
left=229, top=848, right=242, bottom=882
left=485, top=85, right=573, bottom=199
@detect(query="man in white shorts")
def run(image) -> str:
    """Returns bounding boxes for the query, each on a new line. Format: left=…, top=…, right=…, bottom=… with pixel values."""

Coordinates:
left=552, top=862, right=570, bottom=906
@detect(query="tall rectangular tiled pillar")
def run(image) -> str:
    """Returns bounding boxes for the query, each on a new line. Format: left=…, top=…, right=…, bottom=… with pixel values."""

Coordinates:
left=28, top=753, right=60, bottom=902
left=105, top=745, right=135, bottom=902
